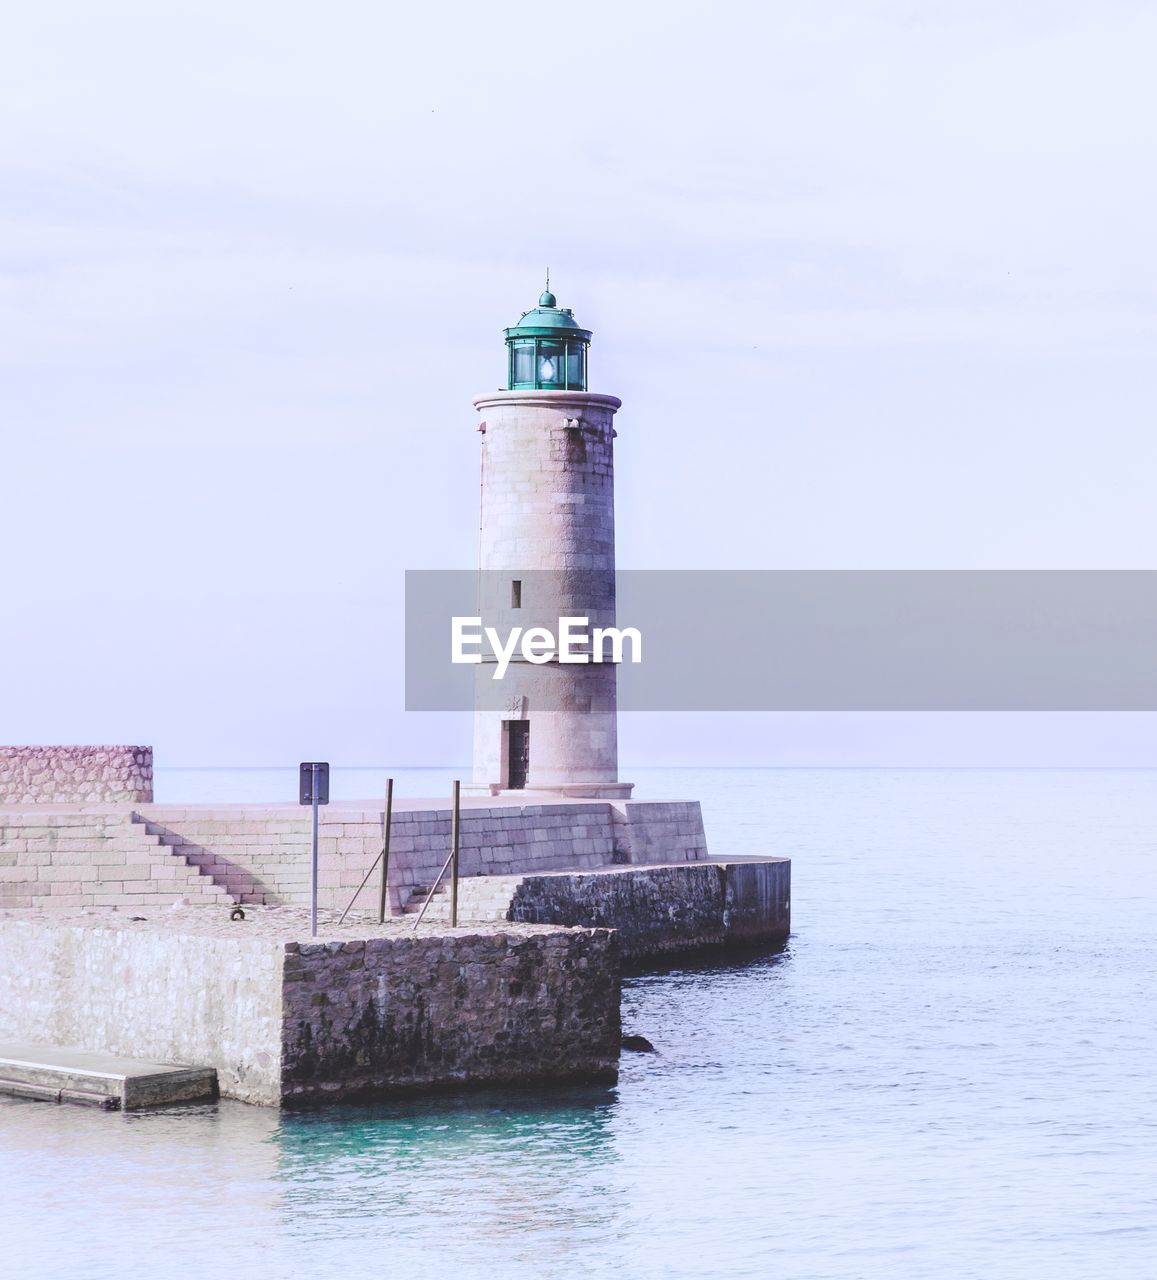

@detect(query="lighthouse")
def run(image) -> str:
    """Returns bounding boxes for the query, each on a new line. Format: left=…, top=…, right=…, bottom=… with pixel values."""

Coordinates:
left=471, top=285, right=633, bottom=799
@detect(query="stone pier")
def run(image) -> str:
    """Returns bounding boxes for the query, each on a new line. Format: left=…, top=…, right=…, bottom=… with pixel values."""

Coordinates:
left=0, top=910, right=621, bottom=1106
left=0, top=790, right=790, bottom=1106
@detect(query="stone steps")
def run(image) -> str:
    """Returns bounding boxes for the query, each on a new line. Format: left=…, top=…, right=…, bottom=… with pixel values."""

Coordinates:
left=127, top=817, right=235, bottom=903
left=140, top=825, right=280, bottom=905
left=402, top=884, right=445, bottom=913
left=0, top=812, right=238, bottom=908
left=403, top=875, right=521, bottom=923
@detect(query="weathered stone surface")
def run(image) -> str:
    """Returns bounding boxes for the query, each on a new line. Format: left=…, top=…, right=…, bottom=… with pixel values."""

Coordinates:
left=0, top=909, right=621, bottom=1106
left=508, top=864, right=725, bottom=957
left=505, top=860, right=791, bottom=958
left=722, top=858, right=792, bottom=944
left=0, top=916, right=282, bottom=1103
left=0, top=747, right=152, bottom=804
left=279, top=927, right=620, bottom=1102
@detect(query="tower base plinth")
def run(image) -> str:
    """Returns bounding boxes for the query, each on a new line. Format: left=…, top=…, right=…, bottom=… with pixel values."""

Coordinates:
left=465, top=782, right=635, bottom=800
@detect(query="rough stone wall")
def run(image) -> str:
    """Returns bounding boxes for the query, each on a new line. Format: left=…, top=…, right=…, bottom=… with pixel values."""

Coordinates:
left=394, top=860, right=791, bottom=959
left=503, top=860, right=791, bottom=959
left=0, top=810, right=233, bottom=909
left=0, top=746, right=152, bottom=804
left=508, top=865, right=728, bottom=957
left=0, top=919, right=284, bottom=1104
left=0, top=915, right=621, bottom=1106
left=280, top=928, right=620, bottom=1103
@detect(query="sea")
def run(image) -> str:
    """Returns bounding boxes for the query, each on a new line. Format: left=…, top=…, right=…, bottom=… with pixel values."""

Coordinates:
left=2, top=766, right=1155, bottom=1279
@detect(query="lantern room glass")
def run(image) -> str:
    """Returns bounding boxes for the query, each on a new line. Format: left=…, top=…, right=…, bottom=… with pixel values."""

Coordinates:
left=566, top=345, right=584, bottom=388
left=507, top=337, right=588, bottom=391
left=512, top=342, right=535, bottom=386
left=537, top=342, right=562, bottom=384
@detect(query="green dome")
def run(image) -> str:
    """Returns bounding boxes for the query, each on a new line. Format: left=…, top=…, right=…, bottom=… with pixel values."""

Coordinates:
left=504, top=295, right=592, bottom=342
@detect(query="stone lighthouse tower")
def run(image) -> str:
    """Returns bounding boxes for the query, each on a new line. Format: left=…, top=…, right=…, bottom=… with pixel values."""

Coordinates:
left=471, top=286, right=633, bottom=798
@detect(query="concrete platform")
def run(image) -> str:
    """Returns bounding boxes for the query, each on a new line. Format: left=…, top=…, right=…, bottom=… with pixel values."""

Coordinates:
left=0, top=1042, right=218, bottom=1110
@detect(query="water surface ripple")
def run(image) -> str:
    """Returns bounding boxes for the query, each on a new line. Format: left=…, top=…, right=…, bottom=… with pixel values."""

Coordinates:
left=3, top=768, right=1155, bottom=1278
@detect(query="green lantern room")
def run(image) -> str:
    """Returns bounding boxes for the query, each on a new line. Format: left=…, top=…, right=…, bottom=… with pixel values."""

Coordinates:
left=504, top=286, right=592, bottom=391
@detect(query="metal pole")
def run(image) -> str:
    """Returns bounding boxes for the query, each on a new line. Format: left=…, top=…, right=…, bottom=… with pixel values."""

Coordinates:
left=336, top=779, right=396, bottom=926
left=310, top=763, right=319, bottom=938
left=411, top=843, right=456, bottom=931
left=377, top=777, right=393, bottom=924
left=449, top=779, right=460, bottom=928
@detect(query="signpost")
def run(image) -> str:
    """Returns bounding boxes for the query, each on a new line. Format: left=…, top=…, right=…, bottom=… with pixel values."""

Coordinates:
left=299, top=762, right=330, bottom=937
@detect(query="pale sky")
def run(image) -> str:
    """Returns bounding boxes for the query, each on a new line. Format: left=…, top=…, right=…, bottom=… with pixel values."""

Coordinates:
left=4, top=1, right=1157, bottom=768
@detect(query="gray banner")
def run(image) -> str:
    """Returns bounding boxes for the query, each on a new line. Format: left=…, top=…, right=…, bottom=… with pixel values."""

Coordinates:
left=405, top=570, right=1157, bottom=711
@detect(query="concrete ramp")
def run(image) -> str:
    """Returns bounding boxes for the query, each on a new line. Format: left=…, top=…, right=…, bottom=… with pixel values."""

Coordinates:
left=0, top=1042, right=217, bottom=1110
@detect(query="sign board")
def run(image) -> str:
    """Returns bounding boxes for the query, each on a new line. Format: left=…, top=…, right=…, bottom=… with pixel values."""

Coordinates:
left=299, top=762, right=330, bottom=806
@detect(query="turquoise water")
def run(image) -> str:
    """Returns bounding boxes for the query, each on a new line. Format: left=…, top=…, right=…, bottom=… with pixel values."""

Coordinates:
left=3, top=768, right=1156, bottom=1278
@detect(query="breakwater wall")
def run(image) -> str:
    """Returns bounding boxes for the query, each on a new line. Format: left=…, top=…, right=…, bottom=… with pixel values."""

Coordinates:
left=0, top=747, right=152, bottom=805
left=0, top=914, right=621, bottom=1106
left=404, top=859, right=792, bottom=958
left=511, top=860, right=791, bottom=957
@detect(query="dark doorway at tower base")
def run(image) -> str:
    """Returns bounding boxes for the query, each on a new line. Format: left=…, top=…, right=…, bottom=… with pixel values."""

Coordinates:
left=505, top=720, right=529, bottom=790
